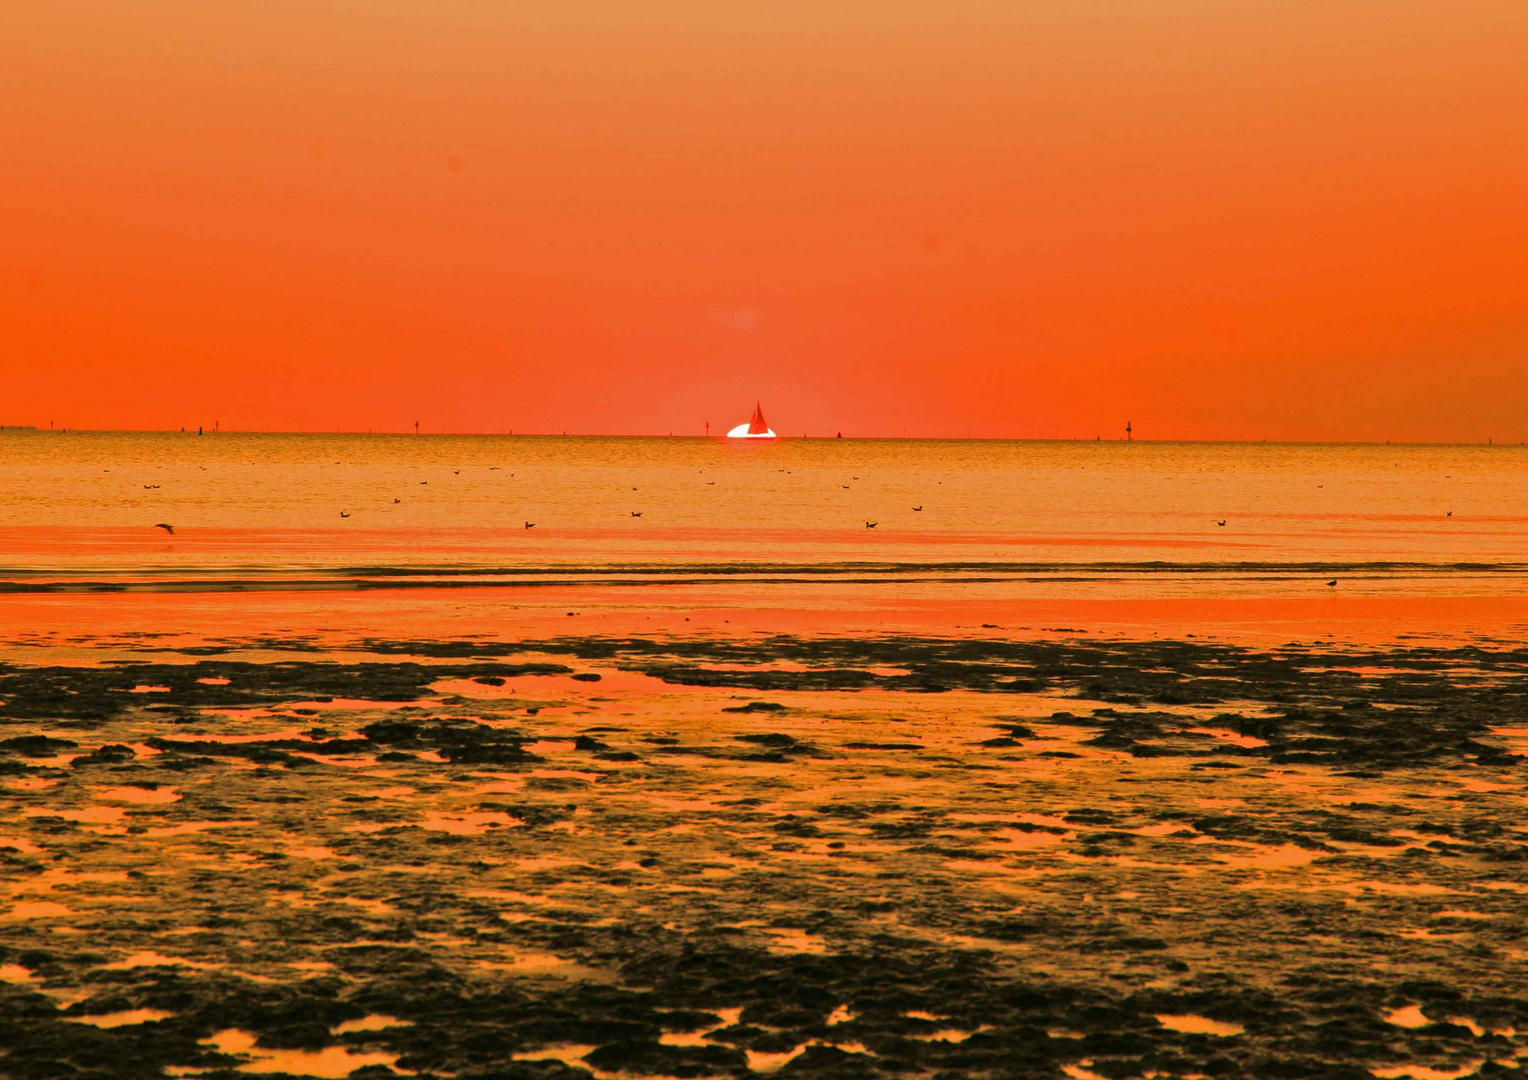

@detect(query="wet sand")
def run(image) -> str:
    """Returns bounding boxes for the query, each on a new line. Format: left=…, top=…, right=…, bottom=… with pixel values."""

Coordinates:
left=2, top=593, right=1526, bottom=1080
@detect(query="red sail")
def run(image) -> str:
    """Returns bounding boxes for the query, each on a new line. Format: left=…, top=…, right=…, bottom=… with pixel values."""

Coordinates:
left=747, top=402, right=769, bottom=435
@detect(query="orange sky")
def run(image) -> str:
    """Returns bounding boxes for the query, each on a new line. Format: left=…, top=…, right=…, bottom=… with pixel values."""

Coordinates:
left=3, top=0, right=1527, bottom=440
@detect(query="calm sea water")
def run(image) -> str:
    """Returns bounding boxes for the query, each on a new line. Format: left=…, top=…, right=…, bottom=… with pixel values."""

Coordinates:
left=1, top=431, right=1525, bottom=590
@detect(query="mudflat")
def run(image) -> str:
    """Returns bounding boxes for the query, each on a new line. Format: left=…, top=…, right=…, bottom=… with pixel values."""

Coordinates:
left=2, top=624, right=1525, bottom=1079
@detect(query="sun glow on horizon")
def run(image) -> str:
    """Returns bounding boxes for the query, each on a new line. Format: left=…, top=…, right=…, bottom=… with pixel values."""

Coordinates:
left=725, top=423, right=776, bottom=439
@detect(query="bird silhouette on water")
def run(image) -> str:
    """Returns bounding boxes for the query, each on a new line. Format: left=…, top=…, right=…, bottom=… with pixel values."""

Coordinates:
left=340, top=511, right=350, bottom=519
left=912, top=505, right=923, bottom=511
left=153, top=523, right=174, bottom=535
left=631, top=512, right=643, bottom=517
left=1326, top=579, right=1337, bottom=587
left=524, top=522, right=535, bottom=529
left=393, top=498, right=401, bottom=504
left=865, top=521, right=878, bottom=529
left=1216, top=520, right=1226, bottom=527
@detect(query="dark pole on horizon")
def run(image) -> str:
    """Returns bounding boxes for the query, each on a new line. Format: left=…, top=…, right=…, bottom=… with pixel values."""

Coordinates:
left=414, top=420, right=419, bottom=434
left=1126, top=421, right=1133, bottom=442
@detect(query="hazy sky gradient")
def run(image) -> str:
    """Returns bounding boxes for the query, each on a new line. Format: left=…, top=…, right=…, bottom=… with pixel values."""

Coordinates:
left=4, top=0, right=1527, bottom=439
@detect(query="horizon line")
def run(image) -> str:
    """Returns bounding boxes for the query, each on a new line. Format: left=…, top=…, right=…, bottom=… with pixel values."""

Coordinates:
left=0, top=426, right=1519, bottom=448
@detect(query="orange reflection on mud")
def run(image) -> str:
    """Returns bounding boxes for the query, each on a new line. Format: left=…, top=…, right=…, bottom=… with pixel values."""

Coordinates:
left=199, top=1029, right=405, bottom=1077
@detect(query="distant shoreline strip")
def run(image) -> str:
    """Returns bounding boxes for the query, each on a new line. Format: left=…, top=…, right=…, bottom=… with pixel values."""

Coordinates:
left=1, top=560, right=1526, bottom=594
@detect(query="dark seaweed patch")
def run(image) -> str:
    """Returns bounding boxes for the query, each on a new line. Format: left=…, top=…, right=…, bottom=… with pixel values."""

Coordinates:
left=360, top=718, right=541, bottom=767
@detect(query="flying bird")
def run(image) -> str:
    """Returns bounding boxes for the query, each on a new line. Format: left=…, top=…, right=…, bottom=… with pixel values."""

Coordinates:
left=153, top=523, right=174, bottom=535
left=865, top=521, right=878, bottom=529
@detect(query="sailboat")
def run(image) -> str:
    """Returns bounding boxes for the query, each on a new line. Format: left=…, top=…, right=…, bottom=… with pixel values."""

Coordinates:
left=726, top=402, right=777, bottom=439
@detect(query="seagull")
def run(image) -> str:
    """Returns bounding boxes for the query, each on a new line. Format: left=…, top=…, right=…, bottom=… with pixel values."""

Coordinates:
left=1216, top=520, right=1226, bottom=527
left=393, top=498, right=401, bottom=504
left=524, top=522, right=535, bottom=529
left=153, top=523, right=174, bottom=535
left=421, top=480, right=428, bottom=485
left=912, top=506, right=923, bottom=511
left=865, top=521, right=878, bottom=529
left=842, top=485, right=850, bottom=489
left=453, top=470, right=460, bottom=475
left=706, top=481, right=715, bottom=485
left=631, top=512, right=643, bottom=517
left=1326, top=579, right=1337, bottom=587
left=340, top=511, right=350, bottom=519
left=1446, top=511, right=1452, bottom=517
